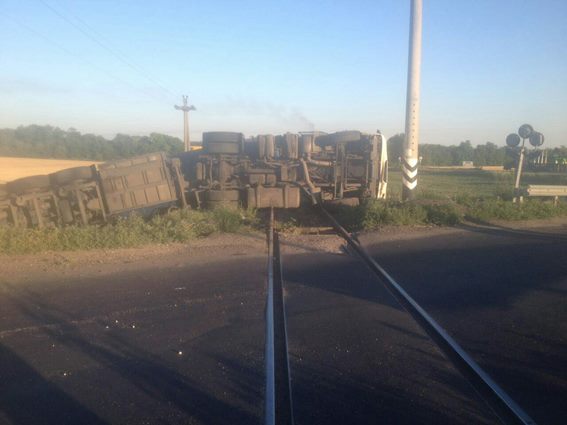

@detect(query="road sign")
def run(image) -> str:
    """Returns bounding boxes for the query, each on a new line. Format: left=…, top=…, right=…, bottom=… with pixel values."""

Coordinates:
left=529, top=132, right=544, bottom=147
left=518, top=124, right=534, bottom=139
left=506, top=133, right=521, bottom=147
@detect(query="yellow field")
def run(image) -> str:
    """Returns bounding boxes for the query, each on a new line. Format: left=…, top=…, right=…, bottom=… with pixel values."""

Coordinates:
left=0, top=157, right=100, bottom=183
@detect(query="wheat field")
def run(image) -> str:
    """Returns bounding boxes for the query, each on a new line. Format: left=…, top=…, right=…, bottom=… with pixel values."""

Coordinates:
left=0, top=157, right=99, bottom=183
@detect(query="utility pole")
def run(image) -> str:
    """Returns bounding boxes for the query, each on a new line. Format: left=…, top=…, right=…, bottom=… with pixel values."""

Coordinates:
left=402, top=0, right=423, bottom=201
left=174, top=95, right=196, bottom=151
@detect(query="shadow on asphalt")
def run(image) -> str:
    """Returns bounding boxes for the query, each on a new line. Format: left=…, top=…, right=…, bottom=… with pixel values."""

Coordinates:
left=0, top=285, right=260, bottom=425
left=288, top=352, right=492, bottom=425
left=459, top=222, right=567, bottom=242
left=361, top=231, right=567, bottom=425
left=280, top=252, right=497, bottom=424
left=282, top=252, right=404, bottom=312
left=361, top=233, right=566, bottom=312
left=0, top=343, right=108, bottom=425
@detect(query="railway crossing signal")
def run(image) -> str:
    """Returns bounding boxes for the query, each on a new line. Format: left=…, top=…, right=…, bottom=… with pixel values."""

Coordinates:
left=507, top=123, right=545, bottom=202
left=174, top=95, right=196, bottom=152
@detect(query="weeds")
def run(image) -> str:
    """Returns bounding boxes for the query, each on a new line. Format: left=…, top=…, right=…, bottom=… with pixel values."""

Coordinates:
left=2, top=197, right=566, bottom=255
left=333, top=197, right=567, bottom=231
left=0, top=207, right=255, bottom=255
left=464, top=198, right=567, bottom=222
left=332, top=200, right=461, bottom=231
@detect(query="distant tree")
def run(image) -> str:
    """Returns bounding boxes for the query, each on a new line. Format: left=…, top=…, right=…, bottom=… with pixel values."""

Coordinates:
left=0, top=124, right=514, bottom=167
left=0, top=125, right=183, bottom=160
left=387, top=133, right=404, bottom=164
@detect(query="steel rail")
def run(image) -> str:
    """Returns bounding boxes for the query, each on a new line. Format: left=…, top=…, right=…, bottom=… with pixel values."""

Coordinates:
left=264, top=208, right=294, bottom=425
left=318, top=206, right=537, bottom=425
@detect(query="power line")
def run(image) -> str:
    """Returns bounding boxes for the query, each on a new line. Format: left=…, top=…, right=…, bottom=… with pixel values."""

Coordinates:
left=65, top=10, right=177, bottom=98
left=0, top=12, right=168, bottom=103
left=37, top=0, right=177, bottom=100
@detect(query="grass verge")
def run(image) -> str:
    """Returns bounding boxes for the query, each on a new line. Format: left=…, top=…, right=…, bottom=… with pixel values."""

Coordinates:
left=457, top=197, right=567, bottom=223
left=331, top=197, right=567, bottom=232
left=331, top=200, right=461, bottom=231
left=2, top=197, right=566, bottom=255
left=0, top=207, right=258, bottom=255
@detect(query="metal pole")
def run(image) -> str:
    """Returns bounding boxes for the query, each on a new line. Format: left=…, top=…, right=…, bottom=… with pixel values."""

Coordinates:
left=402, top=0, right=423, bottom=201
left=513, top=142, right=525, bottom=203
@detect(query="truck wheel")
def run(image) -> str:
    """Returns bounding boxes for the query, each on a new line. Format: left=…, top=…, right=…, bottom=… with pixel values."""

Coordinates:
left=205, top=142, right=241, bottom=154
left=203, top=132, right=243, bottom=144
left=51, top=166, right=95, bottom=186
left=7, top=175, right=51, bottom=194
left=331, top=131, right=362, bottom=143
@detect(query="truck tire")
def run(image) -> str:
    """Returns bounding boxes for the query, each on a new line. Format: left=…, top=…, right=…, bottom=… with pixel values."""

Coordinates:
left=207, top=190, right=241, bottom=202
left=203, top=132, right=243, bottom=144
left=7, top=175, right=51, bottom=194
left=205, top=142, right=241, bottom=154
left=51, top=166, right=95, bottom=186
left=331, top=131, right=362, bottom=143
left=0, top=184, right=7, bottom=199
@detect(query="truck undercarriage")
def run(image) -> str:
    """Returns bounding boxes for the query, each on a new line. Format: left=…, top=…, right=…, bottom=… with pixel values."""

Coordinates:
left=0, top=130, right=388, bottom=228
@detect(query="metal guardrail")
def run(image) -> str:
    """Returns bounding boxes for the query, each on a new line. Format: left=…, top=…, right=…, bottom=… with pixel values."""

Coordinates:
left=264, top=208, right=294, bottom=425
left=526, top=185, right=567, bottom=197
left=318, top=206, right=537, bottom=425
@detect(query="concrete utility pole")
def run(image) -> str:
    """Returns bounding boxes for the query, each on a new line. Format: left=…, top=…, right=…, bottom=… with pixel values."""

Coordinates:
left=402, top=0, right=423, bottom=201
left=174, top=95, right=196, bottom=151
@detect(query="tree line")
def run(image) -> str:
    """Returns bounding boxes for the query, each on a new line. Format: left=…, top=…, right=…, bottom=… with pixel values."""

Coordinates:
left=387, top=134, right=567, bottom=168
left=0, top=125, right=184, bottom=161
left=1, top=125, right=565, bottom=166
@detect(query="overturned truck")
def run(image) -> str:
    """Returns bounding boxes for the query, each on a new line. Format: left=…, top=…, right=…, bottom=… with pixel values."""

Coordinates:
left=0, top=130, right=387, bottom=228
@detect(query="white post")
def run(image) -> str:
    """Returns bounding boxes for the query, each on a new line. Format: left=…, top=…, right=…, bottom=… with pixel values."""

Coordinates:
left=513, top=142, right=525, bottom=203
left=402, top=0, right=423, bottom=201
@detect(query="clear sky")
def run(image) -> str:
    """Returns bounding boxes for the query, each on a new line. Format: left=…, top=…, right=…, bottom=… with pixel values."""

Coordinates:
left=1, top=0, right=566, bottom=146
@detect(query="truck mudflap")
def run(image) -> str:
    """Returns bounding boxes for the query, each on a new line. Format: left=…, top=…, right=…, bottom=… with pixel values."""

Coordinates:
left=246, top=184, right=300, bottom=209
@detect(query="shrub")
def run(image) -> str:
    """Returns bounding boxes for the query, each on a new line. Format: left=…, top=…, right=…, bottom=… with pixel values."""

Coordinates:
left=465, top=198, right=567, bottom=222
left=0, top=207, right=256, bottom=255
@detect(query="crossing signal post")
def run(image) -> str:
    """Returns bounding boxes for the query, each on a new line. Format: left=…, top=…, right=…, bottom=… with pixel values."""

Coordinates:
left=174, top=95, right=196, bottom=152
left=506, top=124, right=545, bottom=203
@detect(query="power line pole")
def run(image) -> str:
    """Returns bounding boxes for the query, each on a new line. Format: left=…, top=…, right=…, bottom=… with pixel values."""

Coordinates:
left=174, top=95, right=196, bottom=151
left=402, top=0, right=423, bottom=201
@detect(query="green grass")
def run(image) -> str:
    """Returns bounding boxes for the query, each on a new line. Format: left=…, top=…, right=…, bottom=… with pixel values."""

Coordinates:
left=3, top=168, right=567, bottom=254
left=388, top=168, right=567, bottom=200
left=0, top=207, right=258, bottom=255
left=458, top=197, right=567, bottom=222
left=331, top=200, right=462, bottom=231
left=324, top=168, right=567, bottom=231
left=331, top=197, right=567, bottom=232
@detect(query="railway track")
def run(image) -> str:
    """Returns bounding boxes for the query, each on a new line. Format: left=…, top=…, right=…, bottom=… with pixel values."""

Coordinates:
left=264, top=206, right=536, bottom=425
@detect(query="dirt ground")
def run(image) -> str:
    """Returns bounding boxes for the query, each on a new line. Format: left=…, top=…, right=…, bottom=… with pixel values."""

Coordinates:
left=0, top=233, right=267, bottom=284
left=0, top=156, right=99, bottom=183
left=2, top=217, right=566, bottom=284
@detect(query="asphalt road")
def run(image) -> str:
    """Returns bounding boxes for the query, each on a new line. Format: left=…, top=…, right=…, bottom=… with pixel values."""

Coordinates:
left=0, top=223, right=564, bottom=424
left=280, top=245, right=498, bottom=425
left=361, top=224, right=567, bottom=425
left=0, top=251, right=267, bottom=425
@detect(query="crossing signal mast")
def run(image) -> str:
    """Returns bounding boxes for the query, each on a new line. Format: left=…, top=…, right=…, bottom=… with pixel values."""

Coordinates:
left=402, top=0, right=423, bottom=201
left=174, top=95, right=196, bottom=151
